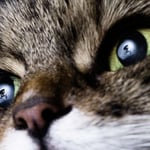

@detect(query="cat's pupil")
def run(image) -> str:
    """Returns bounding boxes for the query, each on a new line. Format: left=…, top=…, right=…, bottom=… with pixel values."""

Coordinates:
left=117, top=31, right=147, bottom=66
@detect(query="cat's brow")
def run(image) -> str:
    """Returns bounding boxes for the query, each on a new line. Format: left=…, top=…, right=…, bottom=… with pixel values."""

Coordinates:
left=0, top=57, right=25, bottom=77
left=0, top=45, right=26, bottom=76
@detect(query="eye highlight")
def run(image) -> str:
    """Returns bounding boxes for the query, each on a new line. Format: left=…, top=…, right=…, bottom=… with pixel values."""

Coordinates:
left=110, top=29, right=150, bottom=71
left=0, top=71, right=20, bottom=107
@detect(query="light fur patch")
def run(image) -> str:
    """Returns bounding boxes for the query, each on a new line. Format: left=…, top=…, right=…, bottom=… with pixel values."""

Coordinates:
left=45, top=108, right=150, bottom=150
left=73, top=23, right=99, bottom=73
left=0, top=129, right=38, bottom=150
left=20, top=89, right=37, bottom=103
left=0, top=57, right=25, bottom=77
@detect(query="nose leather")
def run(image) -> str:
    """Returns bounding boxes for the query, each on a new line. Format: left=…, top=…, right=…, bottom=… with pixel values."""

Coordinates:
left=13, top=101, right=71, bottom=138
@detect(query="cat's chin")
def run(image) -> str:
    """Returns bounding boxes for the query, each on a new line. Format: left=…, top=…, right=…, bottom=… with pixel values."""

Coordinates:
left=0, top=129, right=38, bottom=150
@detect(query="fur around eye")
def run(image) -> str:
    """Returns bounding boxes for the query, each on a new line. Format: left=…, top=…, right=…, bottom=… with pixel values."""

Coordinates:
left=110, top=29, right=150, bottom=71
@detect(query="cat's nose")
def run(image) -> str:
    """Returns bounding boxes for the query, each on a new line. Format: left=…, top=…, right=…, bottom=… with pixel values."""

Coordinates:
left=13, top=101, right=71, bottom=138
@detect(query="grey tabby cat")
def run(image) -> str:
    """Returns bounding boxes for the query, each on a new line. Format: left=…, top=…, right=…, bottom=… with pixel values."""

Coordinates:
left=0, top=0, right=150, bottom=150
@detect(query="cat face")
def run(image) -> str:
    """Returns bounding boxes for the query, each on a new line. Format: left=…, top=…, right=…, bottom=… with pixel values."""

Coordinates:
left=0, top=0, right=150, bottom=150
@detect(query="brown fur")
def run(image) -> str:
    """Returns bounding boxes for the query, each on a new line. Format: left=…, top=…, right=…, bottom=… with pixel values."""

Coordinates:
left=0, top=0, right=150, bottom=149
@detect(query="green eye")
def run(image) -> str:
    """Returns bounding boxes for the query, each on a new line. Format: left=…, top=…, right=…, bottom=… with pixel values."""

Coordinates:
left=0, top=71, right=20, bottom=107
left=110, top=29, right=150, bottom=71
left=11, top=76, right=20, bottom=97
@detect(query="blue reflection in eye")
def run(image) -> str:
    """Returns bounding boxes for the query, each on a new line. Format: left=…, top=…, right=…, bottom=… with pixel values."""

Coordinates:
left=0, top=81, right=14, bottom=107
left=117, top=31, right=147, bottom=66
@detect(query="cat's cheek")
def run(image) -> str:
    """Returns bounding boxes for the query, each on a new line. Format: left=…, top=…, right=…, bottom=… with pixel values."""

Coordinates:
left=45, top=108, right=102, bottom=150
left=0, top=128, right=39, bottom=150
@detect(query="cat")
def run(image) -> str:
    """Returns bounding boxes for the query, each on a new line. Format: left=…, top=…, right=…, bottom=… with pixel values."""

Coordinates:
left=0, top=0, right=150, bottom=150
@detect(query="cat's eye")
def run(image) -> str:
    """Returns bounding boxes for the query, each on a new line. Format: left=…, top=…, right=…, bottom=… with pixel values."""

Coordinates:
left=110, top=30, right=150, bottom=71
left=0, top=70, right=20, bottom=107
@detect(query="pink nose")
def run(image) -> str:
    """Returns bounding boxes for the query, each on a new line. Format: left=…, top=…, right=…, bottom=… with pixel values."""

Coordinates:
left=13, top=101, right=71, bottom=138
